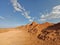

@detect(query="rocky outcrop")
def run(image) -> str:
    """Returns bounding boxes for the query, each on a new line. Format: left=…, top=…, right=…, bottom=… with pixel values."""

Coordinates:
left=0, top=22, right=60, bottom=45
left=37, top=23, right=60, bottom=42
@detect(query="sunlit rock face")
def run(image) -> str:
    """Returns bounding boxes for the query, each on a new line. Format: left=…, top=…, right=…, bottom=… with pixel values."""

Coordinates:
left=0, top=22, right=60, bottom=45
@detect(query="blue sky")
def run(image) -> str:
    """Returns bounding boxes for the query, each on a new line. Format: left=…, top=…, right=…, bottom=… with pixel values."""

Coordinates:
left=0, top=0, right=60, bottom=28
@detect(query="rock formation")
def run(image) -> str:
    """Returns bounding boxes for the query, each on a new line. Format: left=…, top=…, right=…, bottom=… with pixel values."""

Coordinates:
left=0, top=22, right=60, bottom=45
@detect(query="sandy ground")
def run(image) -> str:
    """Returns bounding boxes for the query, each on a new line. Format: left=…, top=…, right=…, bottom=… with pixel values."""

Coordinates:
left=0, top=29, right=32, bottom=45
left=0, top=22, right=60, bottom=45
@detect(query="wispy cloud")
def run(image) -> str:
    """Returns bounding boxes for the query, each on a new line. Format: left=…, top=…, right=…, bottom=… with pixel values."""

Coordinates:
left=0, top=16, right=5, bottom=20
left=39, top=5, right=60, bottom=22
left=11, top=0, right=34, bottom=22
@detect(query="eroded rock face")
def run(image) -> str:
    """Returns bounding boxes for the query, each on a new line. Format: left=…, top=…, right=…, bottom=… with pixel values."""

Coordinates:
left=37, top=23, right=60, bottom=42
left=0, top=22, right=60, bottom=45
left=38, top=30, right=60, bottom=41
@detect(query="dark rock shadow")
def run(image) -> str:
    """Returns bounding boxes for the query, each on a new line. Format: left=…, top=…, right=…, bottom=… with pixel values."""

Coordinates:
left=37, top=23, right=60, bottom=41
left=43, top=23, right=60, bottom=30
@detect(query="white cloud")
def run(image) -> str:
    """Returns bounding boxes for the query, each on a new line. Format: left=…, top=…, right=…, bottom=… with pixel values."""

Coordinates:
left=11, top=0, right=24, bottom=12
left=29, top=18, right=34, bottom=22
left=11, top=0, right=34, bottom=22
left=29, top=19, right=33, bottom=22
left=0, top=16, right=5, bottom=20
left=22, top=11, right=31, bottom=19
left=40, top=19, right=46, bottom=22
left=40, top=5, right=60, bottom=22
